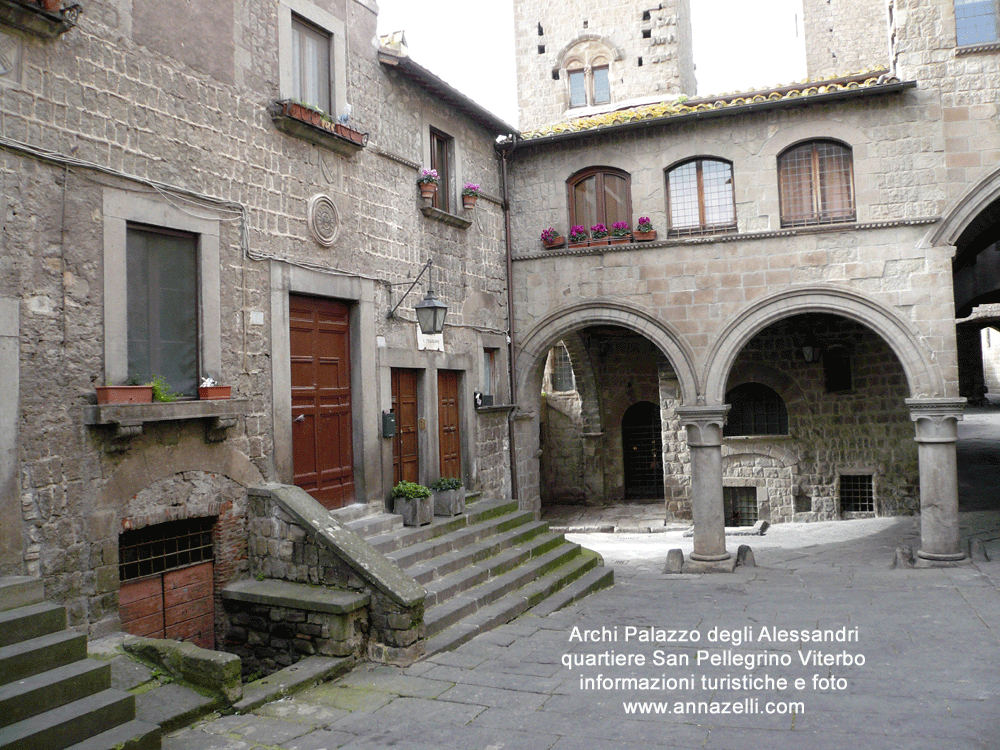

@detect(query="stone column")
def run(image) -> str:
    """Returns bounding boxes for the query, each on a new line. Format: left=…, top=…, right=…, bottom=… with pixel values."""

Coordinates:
left=906, top=398, right=966, bottom=563
left=677, top=406, right=730, bottom=563
left=0, top=297, right=23, bottom=575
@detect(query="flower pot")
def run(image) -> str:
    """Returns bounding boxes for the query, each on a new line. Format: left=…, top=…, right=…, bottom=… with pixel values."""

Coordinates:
left=40, top=0, right=61, bottom=11
left=433, top=488, right=465, bottom=516
left=633, top=230, right=657, bottom=241
left=419, top=183, right=437, bottom=200
left=96, top=385, right=153, bottom=404
left=199, top=385, right=231, bottom=400
left=588, top=237, right=608, bottom=246
left=335, top=123, right=365, bottom=145
left=568, top=239, right=587, bottom=249
left=542, top=237, right=566, bottom=250
left=462, top=194, right=478, bottom=209
left=395, top=496, right=433, bottom=526
left=609, top=235, right=630, bottom=245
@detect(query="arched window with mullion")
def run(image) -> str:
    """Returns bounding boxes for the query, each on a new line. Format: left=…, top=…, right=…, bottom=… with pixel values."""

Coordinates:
left=568, top=167, right=631, bottom=231
left=666, top=158, right=736, bottom=236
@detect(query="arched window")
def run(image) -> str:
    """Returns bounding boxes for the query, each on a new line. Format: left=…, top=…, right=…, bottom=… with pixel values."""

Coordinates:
left=567, top=167, right=631, bottom=231
left=547, top=343, right=576, bottom=392
left=778, top=140, right=855, bottom=227
left=724, top=383, right=788, bottom=436
left=665, top=158, right=736, bottom=236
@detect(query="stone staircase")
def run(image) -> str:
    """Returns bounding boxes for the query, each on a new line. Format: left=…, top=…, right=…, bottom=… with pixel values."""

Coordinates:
left=0, top=577, right=161, bottom=750
left=335, top=497, right=613, bottom=655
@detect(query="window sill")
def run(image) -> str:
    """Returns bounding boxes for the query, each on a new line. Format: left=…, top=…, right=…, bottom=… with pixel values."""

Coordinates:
left=476, top=403, right=516, bottom=415
left=84, top=399, right=246, bottom=451
left=955, top=40, right=1000, bottom=56
left=0, top=0, right=79, bottom=37
left=270, top=101, right=367, bottom=157
left=420, top=205, right=472, bottom=229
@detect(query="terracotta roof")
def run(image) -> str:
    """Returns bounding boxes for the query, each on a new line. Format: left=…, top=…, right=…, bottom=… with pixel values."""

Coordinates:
left=519, top=69, right=908, bottom=142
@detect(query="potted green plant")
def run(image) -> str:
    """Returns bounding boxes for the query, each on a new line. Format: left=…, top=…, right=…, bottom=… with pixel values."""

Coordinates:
left=391, top=480, right=433, bottom=526
left=430, top=477, right=465, bottom=516
left=540, top=227, right=565, bottom=250
left=461, top=183, right=481, bottom=209
left=634, top=216, right=657, bottom=241
left=149, top=375, right=179, bottom=402
left=418, top=169, right=439, bottom=200
left=610, top=221, right=632, bottom=245
left=568, top=225, right=588, bottom=247
left=589, top=223, right=609, bottom=246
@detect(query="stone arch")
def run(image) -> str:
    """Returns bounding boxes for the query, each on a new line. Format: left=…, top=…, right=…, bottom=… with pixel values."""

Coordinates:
left=704, top=286, right=944, bottom=404
left=560, top=331, right=602, bottom=433
left=925, top=162, right=1000, bottom=249
left=517, top=299, right=699, bottom=405
left=726, top=362, right=809, bottom=413
left=101, top=441, right=264, bottom=509
left=552, top=34, right=625, bottom=73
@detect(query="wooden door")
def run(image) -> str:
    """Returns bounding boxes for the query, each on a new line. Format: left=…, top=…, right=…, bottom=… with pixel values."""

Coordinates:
left=438, top=370, right=462, bottom=480
left=392, top=369, right=420, bottom=485
left=119, top=561, right=215, bottom=649
left=290, top=294, right=354, bottom=509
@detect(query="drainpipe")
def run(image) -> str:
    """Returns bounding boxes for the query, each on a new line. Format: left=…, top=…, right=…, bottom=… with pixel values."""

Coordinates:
left=497, top=134, right=519, bottom=500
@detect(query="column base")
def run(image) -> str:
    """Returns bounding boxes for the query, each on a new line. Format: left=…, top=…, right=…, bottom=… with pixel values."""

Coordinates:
left=682, top=556, right=738, bottom=574
left=689, top=551, right=731, bottom=562
left=915, top=550, right=970, bottom=567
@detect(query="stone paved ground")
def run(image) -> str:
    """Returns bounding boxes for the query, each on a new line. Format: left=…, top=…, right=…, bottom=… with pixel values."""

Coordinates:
left=166, top=511, right=1000, bottom=750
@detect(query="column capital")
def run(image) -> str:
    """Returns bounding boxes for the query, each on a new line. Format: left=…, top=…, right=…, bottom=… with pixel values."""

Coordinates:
left=677, top=405, right=729, bottom=447
left=905, top=397, right=965, bottom=443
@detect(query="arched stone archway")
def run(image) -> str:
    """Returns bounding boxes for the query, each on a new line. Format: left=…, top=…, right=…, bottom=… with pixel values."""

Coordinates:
left=704, top=285, right=946, bottom=404
left=514, top=300, right=699, bottom=512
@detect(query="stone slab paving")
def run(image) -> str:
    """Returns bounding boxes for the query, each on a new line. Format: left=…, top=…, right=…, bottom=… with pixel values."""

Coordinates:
left=167, top=512, right=1000, bottom=750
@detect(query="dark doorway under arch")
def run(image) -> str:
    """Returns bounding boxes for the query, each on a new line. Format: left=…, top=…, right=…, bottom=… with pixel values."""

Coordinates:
left=622, top=401, right=664, bottom=500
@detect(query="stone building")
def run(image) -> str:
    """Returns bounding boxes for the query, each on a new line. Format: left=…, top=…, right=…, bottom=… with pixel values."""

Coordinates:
left=0, top=0, right=515, bottom=641
left=505, top=0, right=1000, bottom=567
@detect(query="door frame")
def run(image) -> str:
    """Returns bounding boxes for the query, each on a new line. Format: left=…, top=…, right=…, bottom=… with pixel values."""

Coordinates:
left=271, top=262, right=377, bottom=504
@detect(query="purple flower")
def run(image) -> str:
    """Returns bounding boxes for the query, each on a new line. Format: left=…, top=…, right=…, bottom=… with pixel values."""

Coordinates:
left=590, top=223, right=608, bottom=237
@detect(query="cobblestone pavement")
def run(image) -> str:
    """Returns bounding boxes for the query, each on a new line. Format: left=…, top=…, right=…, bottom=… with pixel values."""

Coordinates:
left=166, top=510, right=1000, bottom=750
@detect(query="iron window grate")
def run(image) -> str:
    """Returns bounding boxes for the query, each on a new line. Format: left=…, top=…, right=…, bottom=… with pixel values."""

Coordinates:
left=724, top=486, right=758, bottom=527
left=840, top=474, right=874, bottom=513
left=119, top=517, right=215, bottom=582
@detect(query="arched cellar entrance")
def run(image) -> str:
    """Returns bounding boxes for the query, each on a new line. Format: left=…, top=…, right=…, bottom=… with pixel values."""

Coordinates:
left=622, top=401, right=664, bottom=501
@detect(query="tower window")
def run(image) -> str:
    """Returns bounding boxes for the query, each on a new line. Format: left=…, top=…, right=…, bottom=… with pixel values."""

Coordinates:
left=642, top=10, right=651, bottom=20
left=537, top=22, right=544, bottom=35
left=642, top=28, right=652, bottom=39
left=538, top=45, right=546, bottom=54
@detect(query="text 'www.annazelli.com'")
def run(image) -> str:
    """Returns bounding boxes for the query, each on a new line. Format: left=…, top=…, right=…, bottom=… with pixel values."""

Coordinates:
left=622, top=699, right=805, bottom=716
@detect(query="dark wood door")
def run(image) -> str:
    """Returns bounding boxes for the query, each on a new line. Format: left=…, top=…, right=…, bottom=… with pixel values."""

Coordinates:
left=290, top=294, right=354, bottom=509
left=119, top=560, right=215, bottom=649
left=438, top=370, right=461, bottom=480
left=391, top=368, right=419, bottom=485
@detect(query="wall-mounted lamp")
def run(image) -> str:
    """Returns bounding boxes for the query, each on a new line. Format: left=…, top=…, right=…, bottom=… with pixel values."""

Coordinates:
left=801, top=343, right=822, bottom=363
left=387, top=258, right=449, bottom=335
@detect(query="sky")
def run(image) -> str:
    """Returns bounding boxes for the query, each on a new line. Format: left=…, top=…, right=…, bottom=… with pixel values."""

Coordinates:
left=374, top=0, right=807, bottom=130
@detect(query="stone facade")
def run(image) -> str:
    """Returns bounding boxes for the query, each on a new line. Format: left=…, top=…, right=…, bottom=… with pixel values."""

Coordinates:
left=2, top=0, right=512, bottom=637
left=802, top=0, right=891, bottom=78
left=513, top=0, right=695, bottom=130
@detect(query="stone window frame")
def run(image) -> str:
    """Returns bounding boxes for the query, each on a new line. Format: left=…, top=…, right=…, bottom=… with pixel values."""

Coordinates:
left=102, top=189, right=221, bottom=390
left=555, top=36, right=620, bottom=113
left=664, top=157, right=738, bottom=237
left=277, top=0, right=348, bottom=120
left=777, top=139, right=856, bottom=228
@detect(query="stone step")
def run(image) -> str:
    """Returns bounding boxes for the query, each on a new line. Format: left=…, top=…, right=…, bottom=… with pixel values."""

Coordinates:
left=527, top=564, right=614, bottom=618
left=422, top=531, right=566, bottom=607
left=385, top=511, right=535, bottom=570
left=0, top=659, right=111, bottom=728
left=343, top=512, right=402, bottom=537
left=366, top=499, right=519, bottom=554
left=63, top=720, right=161, bottom=750
left=405, top=520, right=552, bottom=585
left=0, top=577, right=44, bottom=613
left=328, top=503, right=377, bottom=525
left=425, top=550, right=603, bottom=655
left=424, top=541, right=584, bottom=637
left=0, top=629, right=88, bottom=687
left=0, top=688, right=136, bottom=750
left=0, top=602, right=67, bottom=648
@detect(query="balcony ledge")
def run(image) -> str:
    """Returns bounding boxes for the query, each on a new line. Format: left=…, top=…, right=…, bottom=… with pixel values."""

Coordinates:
left=84, top=398, right=247, bottom=451
left=0, top=0, right=79, bottom=38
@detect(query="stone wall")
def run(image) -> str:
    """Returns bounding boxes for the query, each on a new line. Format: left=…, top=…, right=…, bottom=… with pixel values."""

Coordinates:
left=802, top=0, right=890, bottom=78
left=984, top=327, right=1000, bottom=395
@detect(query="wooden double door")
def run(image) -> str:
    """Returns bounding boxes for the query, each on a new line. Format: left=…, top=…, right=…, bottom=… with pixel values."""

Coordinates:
left=290, top=294, right=354, bottom=509
left=391, top=368, right=462, bottom=484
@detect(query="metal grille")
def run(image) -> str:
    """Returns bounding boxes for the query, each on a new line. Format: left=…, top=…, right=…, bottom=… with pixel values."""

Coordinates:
left=778, top=141, right=855, bottom=227
left=119, top=517, right=215, bottom=582
left=840, top=475, right=874, bottom=513
left=724, top=486, right=758, bottom=527
left=622, top=402, right=664, bottom=500
left=549, top=343, right=575, bottom=392
left=724, top=383, right=788, bottom=436
left=666, top=159, right=736, bottom=236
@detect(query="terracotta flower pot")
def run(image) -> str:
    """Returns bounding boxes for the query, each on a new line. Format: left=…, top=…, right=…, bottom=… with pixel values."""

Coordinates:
left=462, top=194, right=478, bottom=209
left=419, top=183, right=437, bottom=200
left=198, top=385, right=232, bottom=400
left=588, top=237, right=608, bottom=246
left=96, top=385, right=153, bottom=404
left=609, top=235, right=631, bottom=245
left=633, top=230, right=657, bottom=241
left=542, top=237, right=566, bottom=249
